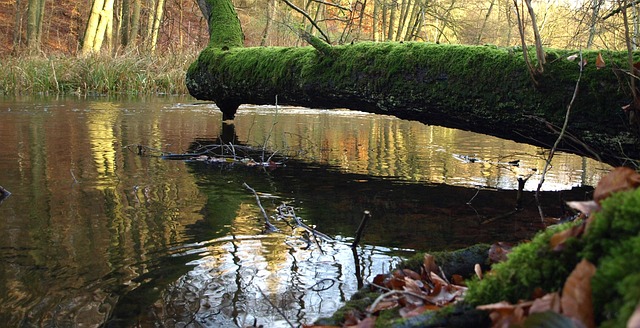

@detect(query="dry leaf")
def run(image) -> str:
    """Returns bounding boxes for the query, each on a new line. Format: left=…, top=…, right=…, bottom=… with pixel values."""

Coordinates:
left=423, top=253, right=439, bottom=275
left=549, top=223, right=585, bottom=251
left=529, top=292, right=561, bottom=314
left=489, top=242, right=513, bottom=263
left=451, top=274, right=465, bottom=286
left=594, top=167, right=640, bottom=203
left=368, top=300, right=398, bottom=313
left=561, top=259, right=597, bottom=328
left=566, top=200, right=600, bottom=216
left=399, top=304, right=440, bottom=318
left=627, top=303, right=640, bottom=328
left=345, top=316, right=376, bottom=328
left=474, top=263, right=483, bottom=280
left=596, top=52, right=606, bottom=69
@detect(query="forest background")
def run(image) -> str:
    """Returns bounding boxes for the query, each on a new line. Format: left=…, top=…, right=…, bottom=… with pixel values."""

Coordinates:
left=0, top=0, right=638, bottom=95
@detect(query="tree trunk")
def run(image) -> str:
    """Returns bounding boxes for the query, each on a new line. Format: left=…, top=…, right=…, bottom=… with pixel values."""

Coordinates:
left=13, top=0, right=23, bottom=50
left=26, top=0, right=46, bottom=54
left=149, top=0, right=165, bottom=53
left=386, top=0, right=396, bottom=40
left=524, top=0, right=545, bottom=71
left=81, top=0, right=105, bottom=55
left=476, top=0, right=495, bottom=45
left=121, top=0, right=131, bottom=47
left=372, top=0, right=379, bottom=41
left=130, top=0, right=141, bottom=47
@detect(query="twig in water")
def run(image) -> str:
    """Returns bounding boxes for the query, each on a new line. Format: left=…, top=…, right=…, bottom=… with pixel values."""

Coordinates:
left=70, top=169, right=79, bottom=184
left=535, top=49, right=583, bottom=222
left=262, top=95, right=279, bottom=163
left=243, top=182, right=278, bottom=232
left=256, top=287, right=295, bottom=328
left=351, top=210, right=371, bottom=249
left=466, top=187, right=481, bottom=205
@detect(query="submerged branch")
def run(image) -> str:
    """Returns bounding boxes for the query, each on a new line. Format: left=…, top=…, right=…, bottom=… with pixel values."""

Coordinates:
left=243, top=182, right=279, bottom=232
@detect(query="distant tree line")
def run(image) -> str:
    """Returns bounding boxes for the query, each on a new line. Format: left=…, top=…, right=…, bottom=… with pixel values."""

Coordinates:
left=1, top=0, right=640, bottom=56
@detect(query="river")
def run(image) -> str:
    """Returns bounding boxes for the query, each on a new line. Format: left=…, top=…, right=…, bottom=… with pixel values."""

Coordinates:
left=0, top=96, right=609, bottom=327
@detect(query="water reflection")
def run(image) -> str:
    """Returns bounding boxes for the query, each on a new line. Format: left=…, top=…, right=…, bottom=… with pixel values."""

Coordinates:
left=0, top=98, right=609, bottom=327
left=231, top=105, right=609, bottom=191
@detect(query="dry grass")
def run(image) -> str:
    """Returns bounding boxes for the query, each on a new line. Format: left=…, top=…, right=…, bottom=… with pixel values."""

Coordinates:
left=0, top=50, right=199, bottom=96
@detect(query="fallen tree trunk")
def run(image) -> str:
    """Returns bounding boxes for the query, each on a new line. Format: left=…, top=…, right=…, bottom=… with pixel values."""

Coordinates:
left=187, top=0, right=640, bottom=167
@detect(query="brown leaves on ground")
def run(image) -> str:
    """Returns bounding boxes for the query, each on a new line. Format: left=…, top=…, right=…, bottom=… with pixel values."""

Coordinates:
left=478, top=259, right=597, bottom=328
left=370, top=254, right=468, bottom=317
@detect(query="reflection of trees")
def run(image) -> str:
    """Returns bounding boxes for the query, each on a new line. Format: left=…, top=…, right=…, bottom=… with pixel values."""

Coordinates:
left=232, top=107, right=609, bottom=191
left=0, top=99, right=212, bottom=326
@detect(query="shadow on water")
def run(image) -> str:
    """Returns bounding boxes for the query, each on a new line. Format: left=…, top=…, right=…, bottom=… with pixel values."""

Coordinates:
left=103, top=121, right=594, bottom=327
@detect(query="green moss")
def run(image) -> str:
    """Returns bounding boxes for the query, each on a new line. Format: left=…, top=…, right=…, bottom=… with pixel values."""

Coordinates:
left=463, top=188, right=640, bottom=326
left=206, top=0, right=244, bottom=49
left=311, top=289, right=379, bottom=326
left=581, top=189, right=640, bottom=327
left=464, top=222, right=584, bottom=305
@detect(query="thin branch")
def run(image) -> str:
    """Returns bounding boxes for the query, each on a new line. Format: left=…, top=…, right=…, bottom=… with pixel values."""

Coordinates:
left=602, top=0, right=640, bottom=20
left=243, top=182, right=279, bottom=232
left=535, top=50, right=584, bottom=222
left=351, top=210, right=371, bottom=249
left=256, top=287, right=295, bottom=328
left=280, top=0, right=331, bottom=43
left=310, top=0, right=351, bottom=12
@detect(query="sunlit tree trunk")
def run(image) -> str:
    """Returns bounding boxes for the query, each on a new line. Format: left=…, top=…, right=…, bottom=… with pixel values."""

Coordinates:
left=524, top=0, right=545, bottom=70
left=93, top=0, right=114, bottom=53
left=149, top=0, right=166, bottom=53
left=476, top=0, right=495, bottom=45
left=26, top=0, right=46, bottom=54
left=386, top=0, right=396, bottom=40
left=396, top=0, right=409, bottom=41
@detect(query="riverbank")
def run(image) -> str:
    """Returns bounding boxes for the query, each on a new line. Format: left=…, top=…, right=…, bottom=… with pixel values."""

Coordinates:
left=0, top=50, right=197, bottom=96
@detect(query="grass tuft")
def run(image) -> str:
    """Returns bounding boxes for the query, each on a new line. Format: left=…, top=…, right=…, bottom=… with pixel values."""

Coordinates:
left=0, top=50, right=199, bottom=96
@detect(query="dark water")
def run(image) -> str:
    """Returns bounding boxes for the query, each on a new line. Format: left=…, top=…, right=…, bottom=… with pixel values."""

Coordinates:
left=0, top=96, right=609, bottom=327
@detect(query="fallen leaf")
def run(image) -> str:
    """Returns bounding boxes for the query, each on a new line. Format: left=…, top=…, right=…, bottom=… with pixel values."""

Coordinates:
left=627, top=303, right=640, bottom=328
left=549, top=223, right=585, bottom=251
left=489, top=242, right=513, bottom=263
left=593, top=167, right=640, bottom=203
left=345, top=316, right=376, bottom=328
left=566, top=200, right=600, bottom=216
left=367, top=300, right=398, bottom=313
left=399, top=304, right=440, bottom=318
left=596, top=52, right=606, bottom=69
left=423, top=253, right=439, bottom=275
left=474, top=263, right=483, bottom=280
left=529, top=292, right=561, bottom=314
left=561, top=259, right=597, bottom=328
left=451, top=274, right=465, bottom=286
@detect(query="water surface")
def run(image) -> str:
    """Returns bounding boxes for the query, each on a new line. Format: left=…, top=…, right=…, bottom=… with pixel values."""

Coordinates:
left=0, top=97, right=609, bottom=327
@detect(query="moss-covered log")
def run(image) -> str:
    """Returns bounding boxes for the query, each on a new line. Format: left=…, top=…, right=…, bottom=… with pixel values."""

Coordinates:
left=187, top=0, right=640, bottom=166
